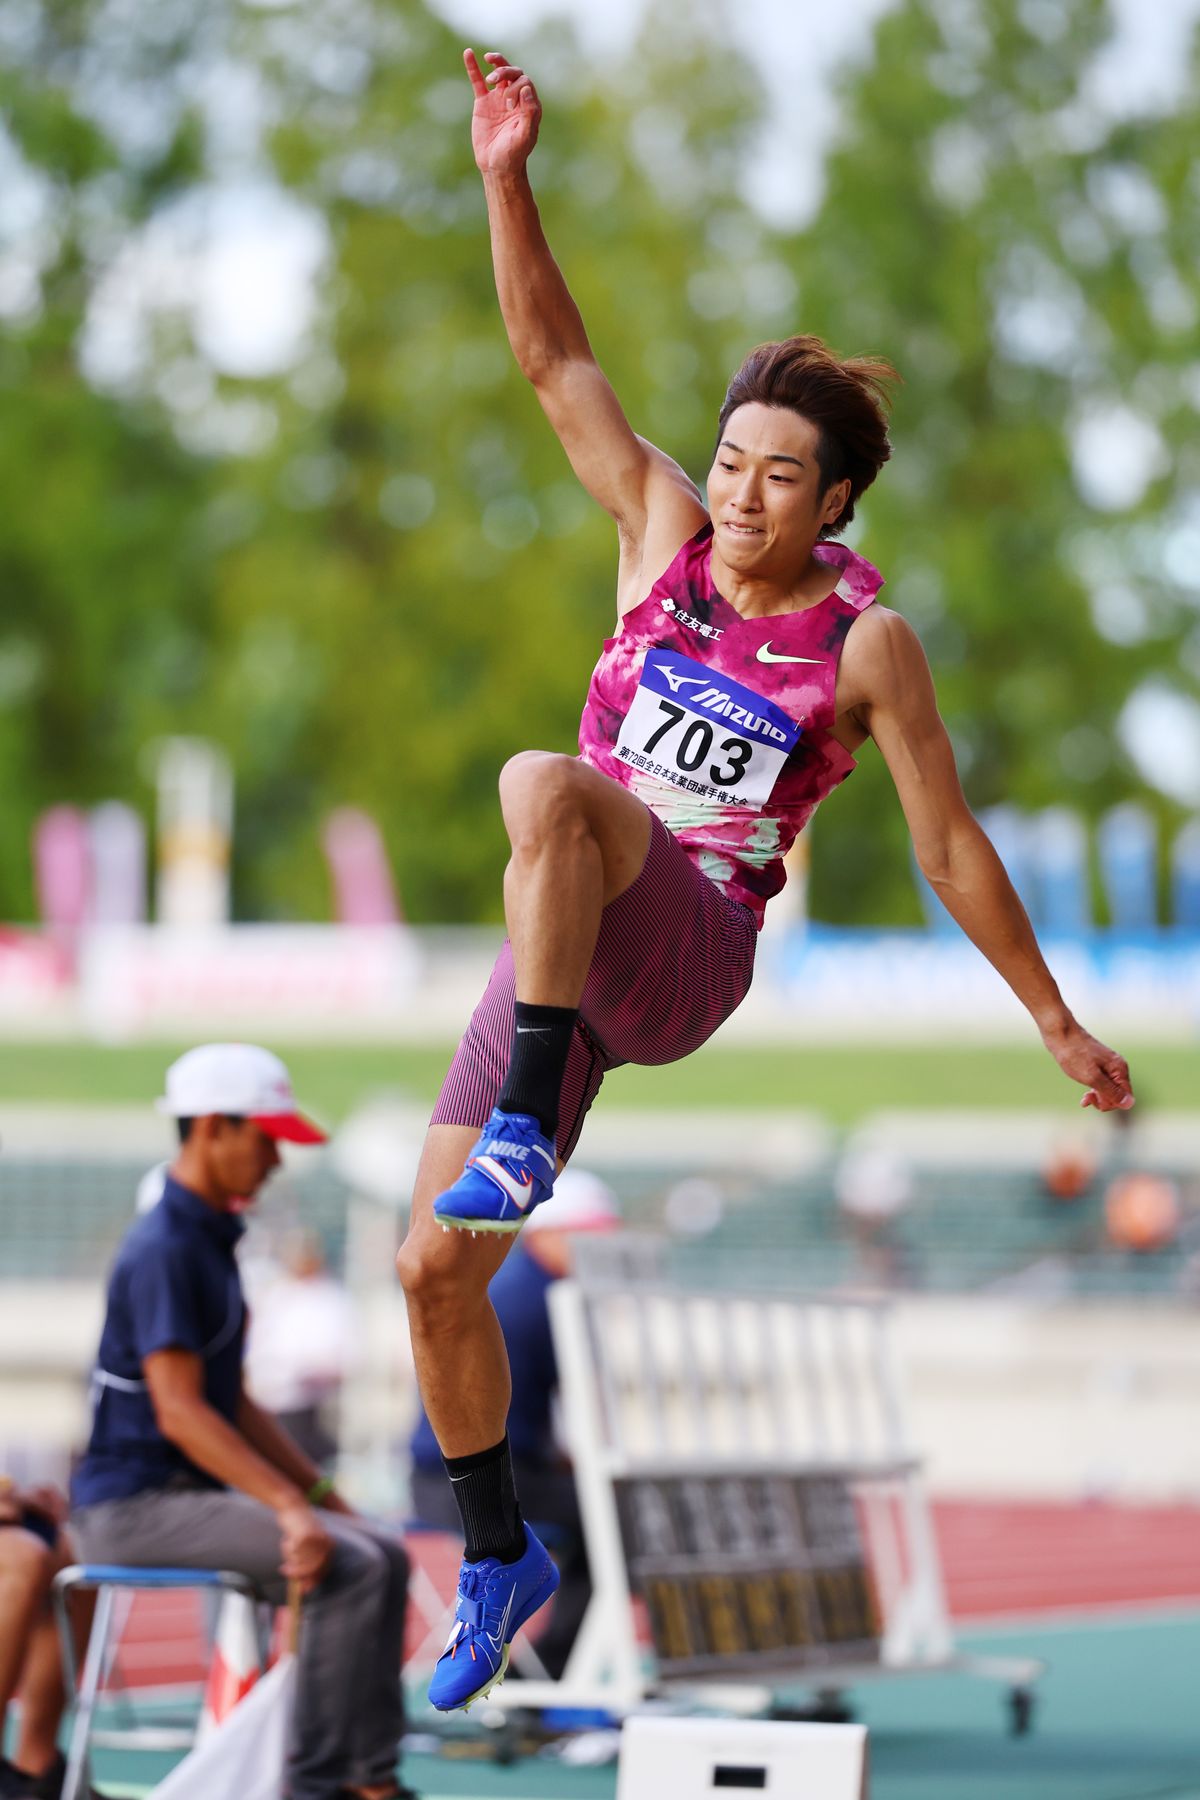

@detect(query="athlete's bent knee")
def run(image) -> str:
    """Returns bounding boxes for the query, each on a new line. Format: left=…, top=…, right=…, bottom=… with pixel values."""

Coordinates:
left=395, top=1234, right=492, bottom=1328
left=498, top=752, right=589, bottom=842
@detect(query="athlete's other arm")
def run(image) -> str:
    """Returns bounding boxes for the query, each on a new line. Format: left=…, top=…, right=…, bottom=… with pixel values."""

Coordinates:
left=463, top=49, right=705, bottom=610
left=845, top=608, right=1134, bottom=1112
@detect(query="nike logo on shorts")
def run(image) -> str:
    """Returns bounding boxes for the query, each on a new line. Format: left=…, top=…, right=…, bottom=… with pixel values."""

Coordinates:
left=756, top=643, right=826, bottom=665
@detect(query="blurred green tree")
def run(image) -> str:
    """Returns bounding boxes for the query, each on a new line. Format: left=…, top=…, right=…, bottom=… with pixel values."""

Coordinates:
left=1, top=0, right=1195, bottom=929
left=790, top=0, right=1200, bottom=923
left=208, top=0, right=771, bottom=921
left=0, top=0, right=216, bottom=918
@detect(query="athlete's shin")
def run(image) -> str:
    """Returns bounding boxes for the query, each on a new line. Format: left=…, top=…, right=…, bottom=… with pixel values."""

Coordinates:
left=397, top=1129, right=517, bottom=1456
left=397, top=1246, right=512, bottom=1459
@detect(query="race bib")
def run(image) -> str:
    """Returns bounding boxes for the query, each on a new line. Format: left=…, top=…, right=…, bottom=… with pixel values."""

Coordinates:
left=613, top=649, right=801, bottom=811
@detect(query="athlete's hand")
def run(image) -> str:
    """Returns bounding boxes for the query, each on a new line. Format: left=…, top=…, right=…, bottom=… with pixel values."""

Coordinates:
left=1043, top=1019, right=1134, bottom=1113
left=464, top=48, right=541, bottom=175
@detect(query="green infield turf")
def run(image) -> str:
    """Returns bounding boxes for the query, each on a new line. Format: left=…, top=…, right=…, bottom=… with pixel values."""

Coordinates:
left=0, top=1040, right=1188, bottom=1126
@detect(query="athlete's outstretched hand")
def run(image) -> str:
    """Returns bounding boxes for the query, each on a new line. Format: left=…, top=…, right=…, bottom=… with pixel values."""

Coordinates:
left=1043, top=1019, right=1135, bottom=1113
left=464, top=48, right=541, bottom=175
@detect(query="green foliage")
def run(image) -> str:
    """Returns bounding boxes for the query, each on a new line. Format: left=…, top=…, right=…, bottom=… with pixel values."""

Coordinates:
left=0, top=0, right=1195, bottom=924
left=794, top=0, right=1199, bottom=921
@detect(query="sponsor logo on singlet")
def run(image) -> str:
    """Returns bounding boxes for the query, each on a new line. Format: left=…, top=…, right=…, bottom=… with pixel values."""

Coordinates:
left=613, top=649, right=801, bottom=810
left=659, top=596, right=725, bottom=641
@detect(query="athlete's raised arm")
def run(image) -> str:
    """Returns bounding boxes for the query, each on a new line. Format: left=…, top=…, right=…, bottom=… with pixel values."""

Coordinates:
left=464, top=49, right=705, bottom=607
left=842, top=607, right=1135, bottom=1113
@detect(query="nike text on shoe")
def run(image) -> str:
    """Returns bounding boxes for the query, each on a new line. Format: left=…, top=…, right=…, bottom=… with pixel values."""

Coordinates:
left=432, top=1107, right=556, bottom=1235
left=427, top=1527, right=560, bottom=1712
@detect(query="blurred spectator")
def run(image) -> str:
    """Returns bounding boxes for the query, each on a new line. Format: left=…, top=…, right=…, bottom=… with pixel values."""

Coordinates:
left=134, top=1161, right=168, bottom=1215
left=70, top=1044, right=417, bottom=1800
left=1105, top=1173, right=1181, bottom=1254
left=1041, top=1138, right=1097, bottom=1204
left=407, top=1170, right=619, bottom=1680
left=835, top=1142, right=914, bottom=1286
left=663, top=1177, right=725, bottom=1238
left=0, top=1478, right=100, bottom=1800
left=244, top=1230, right=357, bottom=1468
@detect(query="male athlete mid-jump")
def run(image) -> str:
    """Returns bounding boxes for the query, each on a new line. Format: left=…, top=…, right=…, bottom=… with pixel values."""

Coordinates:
left=397, top=49, right=1135, bottom=1712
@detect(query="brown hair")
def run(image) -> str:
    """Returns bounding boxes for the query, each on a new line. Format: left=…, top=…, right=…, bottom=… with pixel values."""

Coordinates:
left=717, top=335, right=899, bottom=537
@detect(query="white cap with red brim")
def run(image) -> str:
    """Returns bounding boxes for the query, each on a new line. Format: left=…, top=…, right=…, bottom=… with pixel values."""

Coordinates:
left=156, top=1043, right=327, bottom=1145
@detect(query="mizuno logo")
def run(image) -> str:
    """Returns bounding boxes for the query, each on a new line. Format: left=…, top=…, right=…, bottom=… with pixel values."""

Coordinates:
left=658, top=663, right=711, bottom=694
left=756, top=643, right=825, bottom=665
left=689, top=686, right=791, bottom=745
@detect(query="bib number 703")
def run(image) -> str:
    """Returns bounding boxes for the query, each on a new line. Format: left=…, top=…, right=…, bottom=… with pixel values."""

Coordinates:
left=642, top=700, right=752, bottom=788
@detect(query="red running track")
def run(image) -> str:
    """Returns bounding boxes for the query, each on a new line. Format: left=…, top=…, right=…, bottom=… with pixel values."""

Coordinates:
left=100, top=1502, right=1200, bottom=1690
left=933, top=1498, right=1200, bottom=1621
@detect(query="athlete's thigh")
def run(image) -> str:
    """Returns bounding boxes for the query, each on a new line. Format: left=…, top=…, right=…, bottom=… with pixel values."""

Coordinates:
left=505, top=752, right=652, bottom=905
left=571, top=759, right=653, bottom=903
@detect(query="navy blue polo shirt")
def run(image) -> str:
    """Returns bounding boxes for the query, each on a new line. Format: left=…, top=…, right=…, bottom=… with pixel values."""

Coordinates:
left=410, top=1243, right=557, bottom=1472
left=73, top=1176, right=247, bottom=1509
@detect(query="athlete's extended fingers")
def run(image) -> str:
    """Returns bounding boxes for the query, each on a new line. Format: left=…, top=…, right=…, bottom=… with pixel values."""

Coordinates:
left=1080, top=1063, right=1135, bottom=1112
left=1093, top=1051, right=1134, bottom=1108
left=463, top=47, right=490, bottom=97
left=485, top=61, right=525, bottom=87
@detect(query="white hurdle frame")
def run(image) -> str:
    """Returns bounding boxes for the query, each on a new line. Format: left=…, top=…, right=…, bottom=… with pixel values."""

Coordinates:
left=482, top=1240, right=1043, bottom=1718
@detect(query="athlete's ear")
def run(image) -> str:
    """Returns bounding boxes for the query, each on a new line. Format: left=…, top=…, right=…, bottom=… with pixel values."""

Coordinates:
left=823, top=479, right=851, bottom=527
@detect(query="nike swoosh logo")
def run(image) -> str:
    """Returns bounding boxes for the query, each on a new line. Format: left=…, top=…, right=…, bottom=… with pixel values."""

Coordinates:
left=475, top=1155, right=536, bottom=1208
left=756, top=643, right=826, bottom=664
left=485, top=1587, right=516, bottom=1653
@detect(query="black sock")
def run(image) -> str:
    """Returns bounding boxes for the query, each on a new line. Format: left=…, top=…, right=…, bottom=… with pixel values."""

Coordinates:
left=444, top=1434, right=526, bottom=1564
left=496, top=1001, right=577, bottom=1139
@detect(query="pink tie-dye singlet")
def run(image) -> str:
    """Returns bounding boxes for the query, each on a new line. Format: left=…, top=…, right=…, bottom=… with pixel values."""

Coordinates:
left=578, top=524, right=884, bottom=926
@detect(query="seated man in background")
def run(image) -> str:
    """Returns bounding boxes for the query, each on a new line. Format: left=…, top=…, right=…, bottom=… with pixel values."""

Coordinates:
left=407, top=1172, right=618, bottom=1681
left=0, top=1479, right=100, bottom=1800
left=70, top=1045, right=417, bottom=1800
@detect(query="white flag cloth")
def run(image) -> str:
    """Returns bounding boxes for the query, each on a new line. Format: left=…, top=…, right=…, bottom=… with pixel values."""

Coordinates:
left=150, top=1655, right=295, bottom=1800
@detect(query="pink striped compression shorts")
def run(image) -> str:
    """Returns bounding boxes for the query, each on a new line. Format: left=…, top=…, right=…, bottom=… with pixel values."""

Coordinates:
left=430, top=814, right=758, bottom=1162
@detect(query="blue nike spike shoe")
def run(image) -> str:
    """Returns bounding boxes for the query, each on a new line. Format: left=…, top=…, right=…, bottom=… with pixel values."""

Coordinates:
left=428, top=1527, right=560, bottom=1711
left=433, top=1107, right=557, bottom=1234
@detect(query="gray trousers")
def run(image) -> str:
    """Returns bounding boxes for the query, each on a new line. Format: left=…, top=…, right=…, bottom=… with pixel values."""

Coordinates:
left=74, top=1487, right=407, bottom=1800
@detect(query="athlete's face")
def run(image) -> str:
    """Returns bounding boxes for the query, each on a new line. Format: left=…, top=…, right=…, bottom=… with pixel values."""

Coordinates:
left=706, top=404, right=850, bottom=573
